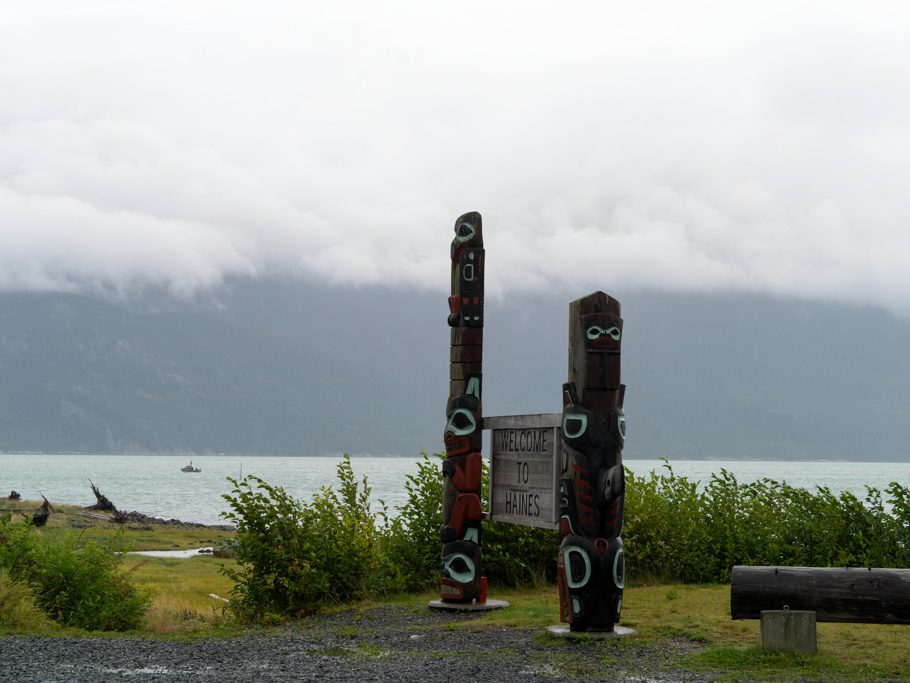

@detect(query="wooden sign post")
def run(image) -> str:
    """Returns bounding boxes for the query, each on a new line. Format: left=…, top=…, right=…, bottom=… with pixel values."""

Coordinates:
left=556, top=291, right=627, bottom=632
left=486, top=413, right=560, bottom=531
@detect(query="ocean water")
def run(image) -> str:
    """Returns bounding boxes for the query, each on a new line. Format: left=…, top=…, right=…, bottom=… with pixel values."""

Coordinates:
left=1, top=454, right=908, bottom=526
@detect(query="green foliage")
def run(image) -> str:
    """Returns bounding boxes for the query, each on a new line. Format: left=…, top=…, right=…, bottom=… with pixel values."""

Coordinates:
left=382, top=451, right=444, bottom=590
left=222, top=451, right=559, bottom=620
left=623, top=460, right=910, bottom=583
left=221, top=454, right=393, bottom=621
left=220, top=453, right=910, bottom=621
left=0, top=514, right=150, bottom=631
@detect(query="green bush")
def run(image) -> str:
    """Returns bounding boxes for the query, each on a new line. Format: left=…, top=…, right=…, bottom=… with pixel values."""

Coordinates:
left=623, top=460, right=910, bottom=583
left=0, top=515, right=149, bottom=631
left=219, top=453, right=910, bottom=620
left=222, top=452, right=560, bottom=620
left=222, top=455, right=396, bottom=621
left=382, top=452, right=444, bottom=591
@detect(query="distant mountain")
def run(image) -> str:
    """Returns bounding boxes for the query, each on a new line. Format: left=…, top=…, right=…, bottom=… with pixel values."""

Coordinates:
left=1, top=280, right=908, bottom=460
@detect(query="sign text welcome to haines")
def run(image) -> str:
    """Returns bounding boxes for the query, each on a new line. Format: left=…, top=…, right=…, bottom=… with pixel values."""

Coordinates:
left=486, top=413, right=561, bottom=530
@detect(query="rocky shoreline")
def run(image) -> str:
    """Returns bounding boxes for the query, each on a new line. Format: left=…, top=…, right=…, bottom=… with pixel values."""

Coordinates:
left=115, top=509, right=235, bottom=531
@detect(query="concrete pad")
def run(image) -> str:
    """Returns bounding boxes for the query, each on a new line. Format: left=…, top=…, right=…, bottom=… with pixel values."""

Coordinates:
left=546, top=624, right=637, bottom=639
left=427, top=598, right=510, bottom=612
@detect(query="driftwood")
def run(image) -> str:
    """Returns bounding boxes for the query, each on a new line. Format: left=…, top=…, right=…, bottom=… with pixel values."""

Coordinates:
left=31, top=495, right=52, bottom=527
left=87, top=481, right=116, bottom=512
left=7, top=490, right=20, bottom=500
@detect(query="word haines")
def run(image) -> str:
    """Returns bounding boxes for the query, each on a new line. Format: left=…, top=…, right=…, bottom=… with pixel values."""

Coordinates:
left=502, top=489, right=542, bottom=517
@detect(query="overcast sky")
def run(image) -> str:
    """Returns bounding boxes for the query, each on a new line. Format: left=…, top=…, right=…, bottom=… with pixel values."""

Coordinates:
left=2, top=2, right=910, bottom=312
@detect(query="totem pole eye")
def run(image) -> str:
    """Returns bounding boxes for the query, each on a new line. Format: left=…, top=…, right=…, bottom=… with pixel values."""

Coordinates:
left=613, top=548, right=625, bottom=589
left=442, top=553, right=476, bottom=583
left=455, top=222, right=476, bottom=242
left=617, top=415, right=627, bottom=440
left=562, top=413, right=588, bottom=439
left=586, top=325, right=622, bottom=341
left=445, top=408, right=477, bottom=436
left=561, top=545, right=593, bottom=589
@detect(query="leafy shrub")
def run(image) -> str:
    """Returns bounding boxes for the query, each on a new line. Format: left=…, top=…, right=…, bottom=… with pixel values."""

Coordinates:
left=0, top=515, right=149, bottom=631
left=219, top=453, right=910, bottom=620
left=382, top=452, right=444, bottom=591
left=223, top=451, right=560, bottom=619
left=222, top=455, right=396, bottom=621
left=623, top=460, right=910, bottom=583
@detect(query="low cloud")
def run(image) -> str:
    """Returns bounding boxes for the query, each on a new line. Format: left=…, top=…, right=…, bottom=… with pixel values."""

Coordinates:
left=3, top=2, right=910, bottom=312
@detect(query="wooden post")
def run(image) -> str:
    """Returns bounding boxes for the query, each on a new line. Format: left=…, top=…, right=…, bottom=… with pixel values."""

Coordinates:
left=557, top=291, right=626, bottom=631
left=761, top=610, right=817, bottom=654
left=440, top=211, right=486, bottom=603
left=732, top=566, right=910, bottom=624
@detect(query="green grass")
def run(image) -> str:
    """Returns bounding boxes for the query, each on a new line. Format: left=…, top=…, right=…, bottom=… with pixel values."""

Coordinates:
left=2, top=499, right=234, bottom=551
left=120, top=554, right=237, bottom=633
left=0, top=567, right=55, bottom=634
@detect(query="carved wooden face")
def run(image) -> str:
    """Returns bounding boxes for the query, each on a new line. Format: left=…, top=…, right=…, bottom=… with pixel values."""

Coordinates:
left=450, top=212, right=483, bottom=261
left=581, top=313, right=622, bottom=354
left=444, top=394, right=482, bottom=456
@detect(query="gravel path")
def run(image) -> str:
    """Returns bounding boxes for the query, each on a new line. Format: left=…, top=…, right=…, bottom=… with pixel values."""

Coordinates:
left=0, top=606, right=714, bottom=682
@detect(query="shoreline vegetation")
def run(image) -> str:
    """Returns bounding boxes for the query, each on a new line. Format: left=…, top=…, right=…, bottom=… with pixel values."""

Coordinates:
left=3, top=455, right=910, bottom=680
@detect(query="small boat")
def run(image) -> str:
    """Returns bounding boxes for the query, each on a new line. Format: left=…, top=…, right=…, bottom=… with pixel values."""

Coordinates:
left=181, top=461, right=201, bottom=473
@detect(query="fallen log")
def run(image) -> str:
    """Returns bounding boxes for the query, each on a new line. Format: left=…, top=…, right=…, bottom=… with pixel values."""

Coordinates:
left=731, top=565, right=910, bottom=624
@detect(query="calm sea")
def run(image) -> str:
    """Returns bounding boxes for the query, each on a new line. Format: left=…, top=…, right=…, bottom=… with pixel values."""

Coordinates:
left=1, top=454, right=908, bottom=526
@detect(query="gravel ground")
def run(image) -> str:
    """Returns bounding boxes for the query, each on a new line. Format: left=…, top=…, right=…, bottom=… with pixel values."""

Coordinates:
left=0, top=606, right=715, bottom=682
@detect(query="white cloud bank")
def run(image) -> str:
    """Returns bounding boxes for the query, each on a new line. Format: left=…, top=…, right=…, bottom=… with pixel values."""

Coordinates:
left=3, top=1, right=910, bottom=311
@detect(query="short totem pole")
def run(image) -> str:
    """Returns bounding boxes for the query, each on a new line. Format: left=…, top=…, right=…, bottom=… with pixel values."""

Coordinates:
left=557, top=292, right=626, bottom=631
left=440, top=211, right=486, bottom=603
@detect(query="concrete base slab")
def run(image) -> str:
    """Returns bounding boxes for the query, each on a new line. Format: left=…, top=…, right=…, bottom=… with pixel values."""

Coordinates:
left=546, top=625, right=637, bottom=639
left=427, top=598, right=510, bottom=612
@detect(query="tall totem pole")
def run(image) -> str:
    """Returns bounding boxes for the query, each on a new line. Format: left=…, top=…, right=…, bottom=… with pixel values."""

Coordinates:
left=440, top=211, right=486, bottom=603
left=557, top=292, right=626, bottom=631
